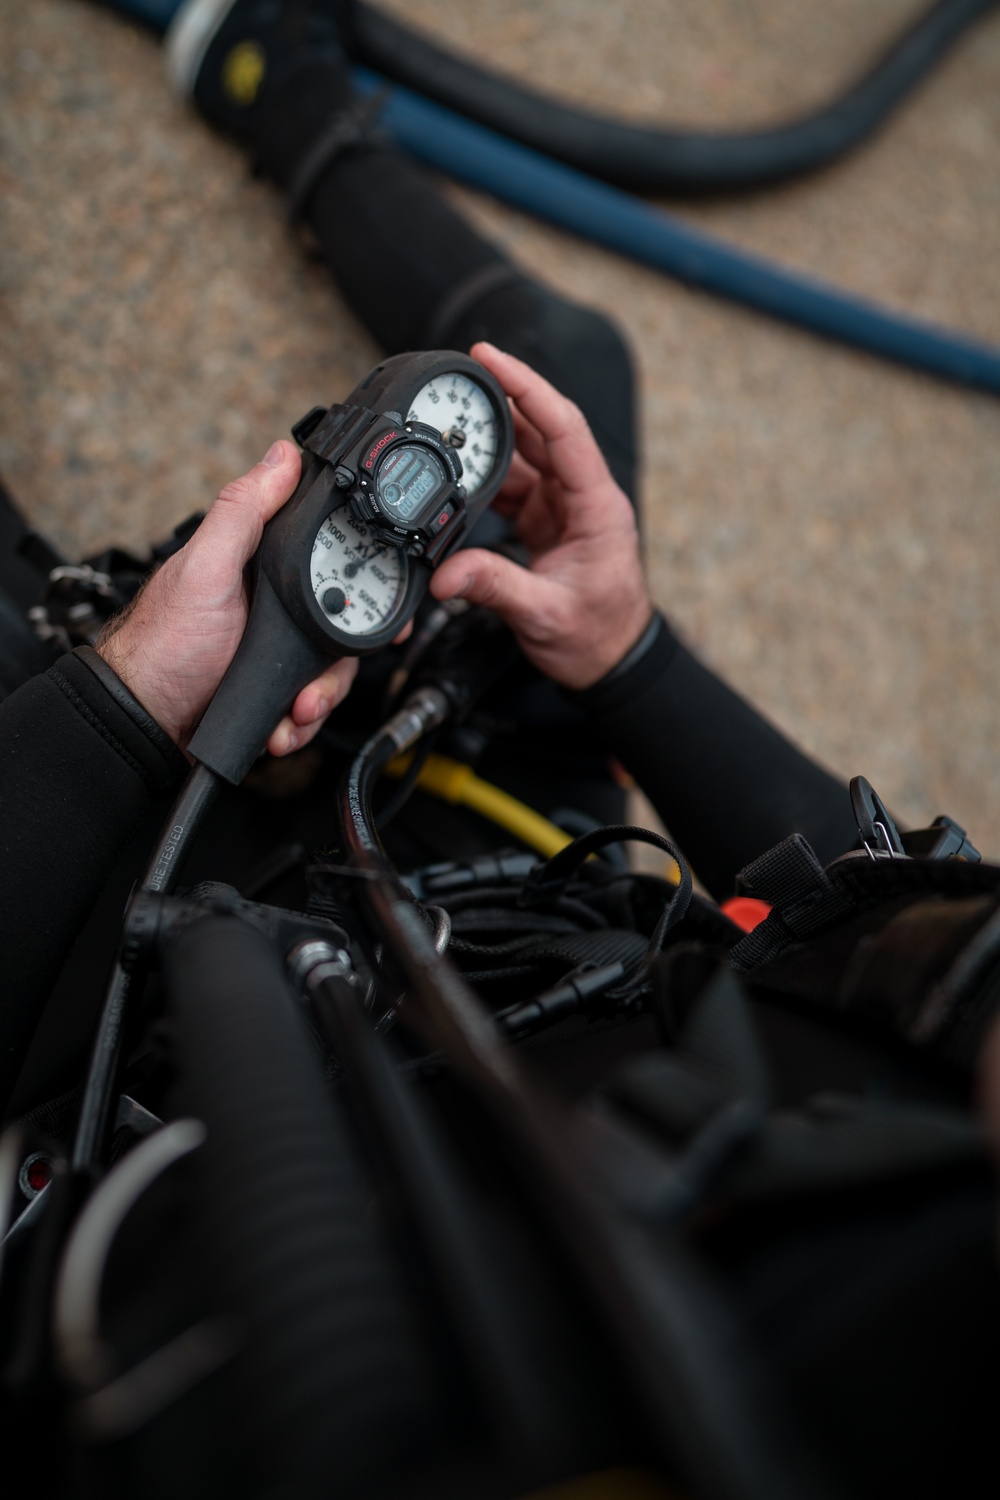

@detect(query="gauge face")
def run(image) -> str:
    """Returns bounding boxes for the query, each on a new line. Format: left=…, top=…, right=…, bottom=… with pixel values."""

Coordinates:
left=407, top=372, right=499, bottom=496
left=310, top=505, right=407, bottom=637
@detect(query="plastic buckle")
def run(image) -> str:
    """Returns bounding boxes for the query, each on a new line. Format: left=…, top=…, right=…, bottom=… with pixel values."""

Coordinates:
left=900, top=814, right=982, bottom=863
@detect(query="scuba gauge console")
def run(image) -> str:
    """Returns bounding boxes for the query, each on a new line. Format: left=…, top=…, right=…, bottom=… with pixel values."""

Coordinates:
left=187, top=350, right=514, bottom=784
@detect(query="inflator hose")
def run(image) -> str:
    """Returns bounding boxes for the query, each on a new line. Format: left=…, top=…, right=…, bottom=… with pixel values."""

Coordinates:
left=163, top=913, right=436, bottom=1495
left=351, top=0, right=997, bottom=193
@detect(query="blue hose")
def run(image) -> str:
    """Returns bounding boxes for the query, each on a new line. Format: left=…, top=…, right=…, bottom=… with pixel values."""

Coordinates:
left=102, top=0, right=1000, bottom=395
left=357, top=70, right=1000, bottom=396
left=106, top=0, right=178, bottom=24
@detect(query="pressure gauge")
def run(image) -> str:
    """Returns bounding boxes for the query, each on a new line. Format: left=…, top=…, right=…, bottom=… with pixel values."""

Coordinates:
left=406, top=371, right=501, bottom=497
left=310, top=508, right=406, bottom=637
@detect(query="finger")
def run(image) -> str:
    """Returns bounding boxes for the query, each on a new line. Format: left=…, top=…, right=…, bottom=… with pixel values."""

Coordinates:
left=492, top=451, right=541, bottom=513
left=267, top=657, right=358, bottom=756
left=431, top=545, right=559, bottom=639
left=393, top=619, right=415, bottom=645
left=510, top=404, right=555, bottom=479
left=196, top=440, right=302, bottom=572
left=267, top=712, right=327, bottom=758
left=511, top=481, right=564, bottom=553
left=472, top=342, right=612, bottom=497
left=290, top=657, right=359, bottom=727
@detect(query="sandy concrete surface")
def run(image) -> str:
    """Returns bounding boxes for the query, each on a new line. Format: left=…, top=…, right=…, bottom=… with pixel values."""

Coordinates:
left=2, top=0, right=999, bottom=855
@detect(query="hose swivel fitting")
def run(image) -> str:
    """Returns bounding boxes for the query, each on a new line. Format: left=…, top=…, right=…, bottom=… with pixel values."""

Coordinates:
left=382, top=685, right=451, bottom=754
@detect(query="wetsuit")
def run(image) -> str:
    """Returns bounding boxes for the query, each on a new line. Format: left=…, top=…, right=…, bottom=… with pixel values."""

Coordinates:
left=0, top=619, right=854, bottom=1119
left=0, top=43, right=855, bottom=1113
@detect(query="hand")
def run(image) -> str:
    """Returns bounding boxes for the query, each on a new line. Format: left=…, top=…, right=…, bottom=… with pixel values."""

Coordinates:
left=97, top=441, right=358, bottom=755
left=430, top=343, right=653, bottom=691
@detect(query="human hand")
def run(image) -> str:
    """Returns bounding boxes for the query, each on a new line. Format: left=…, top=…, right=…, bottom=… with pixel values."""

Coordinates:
left=430, top=343, right=653, bottom=690
left=97, top=441, right=358, bottom=755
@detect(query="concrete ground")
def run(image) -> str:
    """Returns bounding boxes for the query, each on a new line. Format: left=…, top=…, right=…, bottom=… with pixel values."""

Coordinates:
left=2, top=0, right=999, bottom=855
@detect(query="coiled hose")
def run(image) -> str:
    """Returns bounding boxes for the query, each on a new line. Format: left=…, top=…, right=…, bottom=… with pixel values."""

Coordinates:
left=351, top=0, right=997, bottom=193
left=108, top=0, right=997, bottom=192
left=105, top=0, right=1000, bottom=394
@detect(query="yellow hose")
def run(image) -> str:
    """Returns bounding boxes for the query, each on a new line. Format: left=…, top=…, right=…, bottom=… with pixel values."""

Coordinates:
left=385, top=751, right=680, bottom=884
left=386, top=751, right=573, bottom=859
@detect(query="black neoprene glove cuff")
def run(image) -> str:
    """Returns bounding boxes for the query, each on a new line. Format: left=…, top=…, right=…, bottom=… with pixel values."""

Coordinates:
left=47, top=647, right=189, bottom=798
left=565, top=610, right=678, bottom=717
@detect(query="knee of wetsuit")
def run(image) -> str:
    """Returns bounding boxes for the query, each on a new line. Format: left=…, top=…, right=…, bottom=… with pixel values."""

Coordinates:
left=443, top=277, right=640, bottom=509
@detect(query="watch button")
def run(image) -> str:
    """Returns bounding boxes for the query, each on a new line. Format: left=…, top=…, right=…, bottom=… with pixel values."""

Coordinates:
left=429, top=503, right=455, bottom=534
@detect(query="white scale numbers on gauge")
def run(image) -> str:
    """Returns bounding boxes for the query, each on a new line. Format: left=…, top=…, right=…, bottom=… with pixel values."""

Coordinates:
left=311, top=507, right=406, bottom=636
left=407, top=372, right=497, bottom=496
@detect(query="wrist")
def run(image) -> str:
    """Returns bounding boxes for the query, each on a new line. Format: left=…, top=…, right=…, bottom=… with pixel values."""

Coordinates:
left=563, top=601, right=656, bottom=691
left=587, top=608, right=662, bottom=689
left=69, top=646, right=190, bottom=790
left=96, top=632, right=185, bottom=746
left=563, top=610, right=676, bottom=716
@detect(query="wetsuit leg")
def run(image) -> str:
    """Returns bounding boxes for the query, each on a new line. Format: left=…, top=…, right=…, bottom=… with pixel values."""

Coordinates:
left=249, top=70, right=639, bottom=501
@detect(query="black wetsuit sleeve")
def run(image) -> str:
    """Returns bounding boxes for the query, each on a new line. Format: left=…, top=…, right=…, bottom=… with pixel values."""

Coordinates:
left=0, top=648, right=186, bottom=1111
left=568, top=614, right=858, bottom=899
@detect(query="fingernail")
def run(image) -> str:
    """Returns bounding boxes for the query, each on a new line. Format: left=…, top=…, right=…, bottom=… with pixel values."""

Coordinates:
left=315, top=696, right=330, bottom=718
left=262, top=441, right=284, bottom=468
left=272, top=724, right=289, bottom=754
left=456, top=574, right=475, bottom=597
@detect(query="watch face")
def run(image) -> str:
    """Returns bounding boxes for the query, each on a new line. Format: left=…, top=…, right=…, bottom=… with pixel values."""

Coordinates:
left=375, top=444, right=448, bottom=526
left=406, top=372, right=500, bottom=497
left=310, top=506, right=407, bottom=637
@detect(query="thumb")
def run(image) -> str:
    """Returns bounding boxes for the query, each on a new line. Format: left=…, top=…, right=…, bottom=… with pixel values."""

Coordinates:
left=196, top=440, right=302, bottom=570
left=431, top=547, right=554, bottom=636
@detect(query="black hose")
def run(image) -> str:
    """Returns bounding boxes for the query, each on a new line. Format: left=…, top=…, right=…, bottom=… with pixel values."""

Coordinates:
left=352, top=0, right=996, bottom=193
left=72, top=764, right=219, bottom=1174
left=310, top=965, right=567, bottom=1471
left=163, top=913, right=436, bottom=1495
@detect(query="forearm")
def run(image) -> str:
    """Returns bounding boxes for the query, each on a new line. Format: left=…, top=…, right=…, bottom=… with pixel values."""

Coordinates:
left=0, top=648, right=186, bottom=1112
left=569, top=615, right=858, bottom=899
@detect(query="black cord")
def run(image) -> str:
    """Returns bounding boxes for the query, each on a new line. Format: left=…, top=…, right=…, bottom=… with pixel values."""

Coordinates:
left=352, top=0, right=996, bottom=193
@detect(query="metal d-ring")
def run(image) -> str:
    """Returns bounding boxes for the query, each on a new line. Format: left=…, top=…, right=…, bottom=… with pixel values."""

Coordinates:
left=850, top=776, right=906, bottom=860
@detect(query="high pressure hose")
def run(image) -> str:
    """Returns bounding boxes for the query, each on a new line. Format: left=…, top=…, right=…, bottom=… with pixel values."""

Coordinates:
left=72, top=763, right=219, bottom=1174
left=351, top=0, right=996, bottom=193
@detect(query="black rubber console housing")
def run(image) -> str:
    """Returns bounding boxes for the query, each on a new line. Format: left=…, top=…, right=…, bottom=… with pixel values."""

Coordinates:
left=187, top=350, right=512, bottom=784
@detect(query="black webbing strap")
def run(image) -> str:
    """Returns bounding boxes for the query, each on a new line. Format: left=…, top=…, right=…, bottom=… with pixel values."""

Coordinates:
left=730, top=834, right=857, bottom=972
